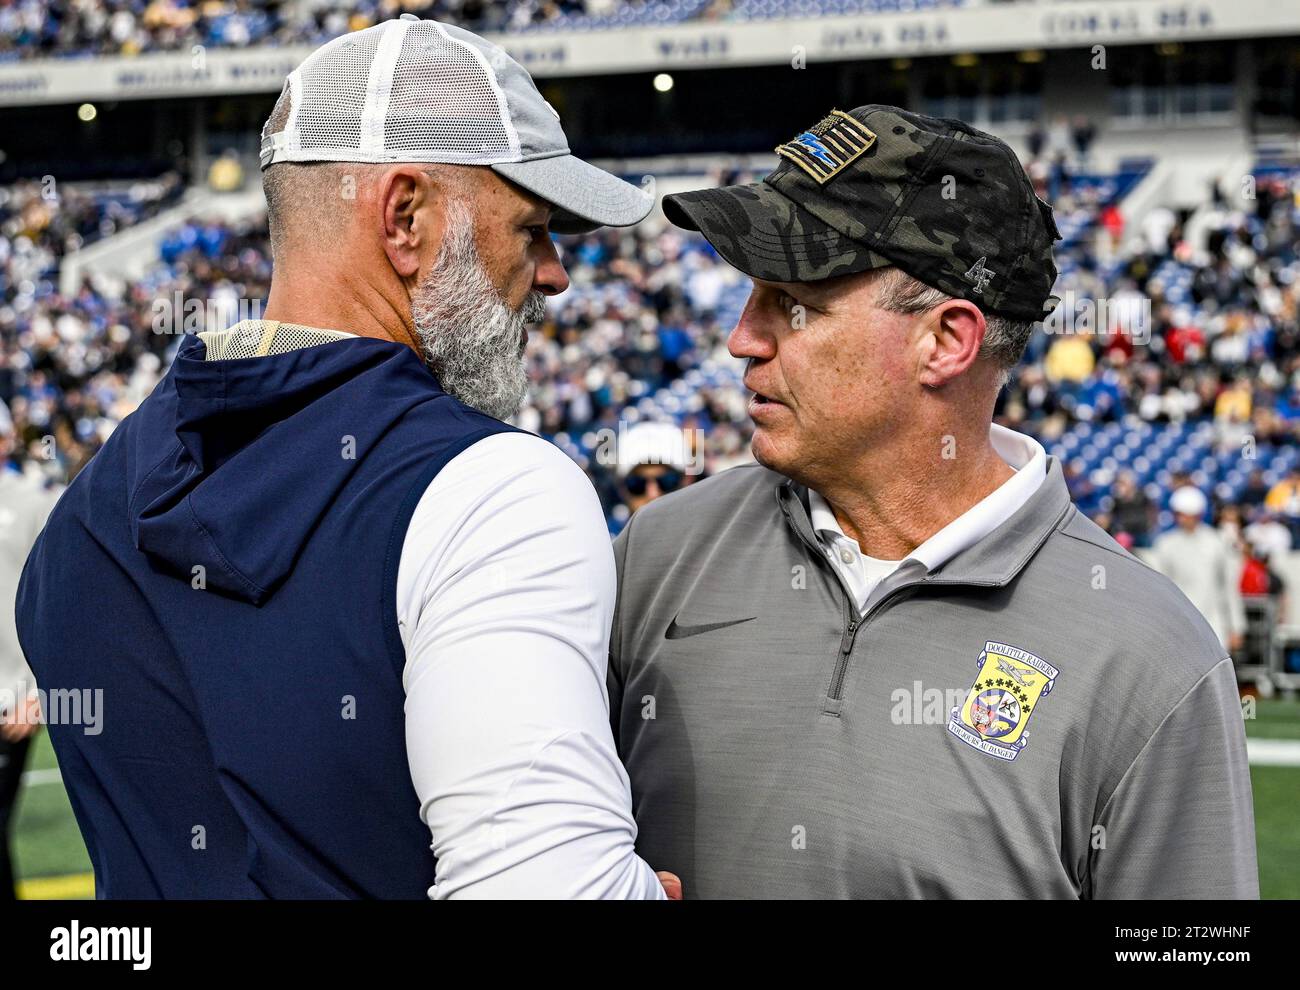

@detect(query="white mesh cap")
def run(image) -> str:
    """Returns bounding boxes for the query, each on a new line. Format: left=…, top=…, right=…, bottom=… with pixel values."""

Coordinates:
left=260, top=15, right=652, bottom=233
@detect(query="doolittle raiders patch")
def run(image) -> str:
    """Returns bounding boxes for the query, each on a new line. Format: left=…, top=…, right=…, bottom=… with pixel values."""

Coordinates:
left=948, top=642, right=1058, bottom=762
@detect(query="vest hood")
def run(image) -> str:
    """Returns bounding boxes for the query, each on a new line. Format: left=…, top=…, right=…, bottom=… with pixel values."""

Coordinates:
left=133, top=333, right=449, bottom=605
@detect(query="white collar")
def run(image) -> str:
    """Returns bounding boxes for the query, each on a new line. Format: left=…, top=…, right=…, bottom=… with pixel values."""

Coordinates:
left=808, top=424, right=1048, bottom=572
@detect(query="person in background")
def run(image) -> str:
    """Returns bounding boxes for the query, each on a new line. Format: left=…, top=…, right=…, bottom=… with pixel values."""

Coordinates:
left=0, top=400, right=59, bottom=899
left=1217, top=502, right=1246, bottom=556
left=1265, top=466, right=1300, bottom=544
left=1240, top=535, right=1285, bottom=601
left=617, top=421, right=695, bottom=517
left=1243, top=506, right=1292, bottom=563
left=1026, top=123, right=1045, bottom=161
left=1238, top=531, right=1287, bottom=667
left=1043, top=328, right=1095, bottom=385
left=1070, top=116, right=1096, bottom=167
left=1098, top=201, right=1124, bottom=261
left=1109, top=470, right=1154, bottom=548
left=1242, top=468, right=1272, bottom=508
left=1151, top=486, right=1246, bottom=656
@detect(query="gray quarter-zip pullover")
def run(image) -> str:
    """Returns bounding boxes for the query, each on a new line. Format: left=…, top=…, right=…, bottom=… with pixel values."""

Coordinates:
left=609, top=457, right=1258, bottom=898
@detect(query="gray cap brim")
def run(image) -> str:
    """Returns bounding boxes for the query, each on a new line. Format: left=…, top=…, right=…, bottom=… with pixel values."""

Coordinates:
left=492, top=155, right=653, bottom=235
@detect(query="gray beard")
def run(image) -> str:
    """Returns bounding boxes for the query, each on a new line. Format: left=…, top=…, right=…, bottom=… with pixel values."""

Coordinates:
left=410, top=203, right=546, bottom=421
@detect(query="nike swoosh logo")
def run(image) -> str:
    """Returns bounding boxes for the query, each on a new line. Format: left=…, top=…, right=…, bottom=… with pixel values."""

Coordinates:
left=665, top=614, right=757, bottom=640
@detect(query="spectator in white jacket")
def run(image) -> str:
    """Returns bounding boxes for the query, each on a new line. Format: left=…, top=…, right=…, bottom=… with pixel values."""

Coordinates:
left=1151, top=486, right=1246, bottom=654
left=0, top=401, right=59, bottom=899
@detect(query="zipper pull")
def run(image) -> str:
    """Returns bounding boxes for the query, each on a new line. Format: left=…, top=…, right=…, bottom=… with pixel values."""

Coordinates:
left=840, top=619, right=858, bottom=653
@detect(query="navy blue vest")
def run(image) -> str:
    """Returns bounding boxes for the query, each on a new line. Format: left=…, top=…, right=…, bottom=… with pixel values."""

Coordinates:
left=16, top=333, right=516, bottom=898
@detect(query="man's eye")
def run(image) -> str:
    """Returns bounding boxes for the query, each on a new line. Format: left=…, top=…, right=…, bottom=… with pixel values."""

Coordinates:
left=526, top=225, right=548, bottom=239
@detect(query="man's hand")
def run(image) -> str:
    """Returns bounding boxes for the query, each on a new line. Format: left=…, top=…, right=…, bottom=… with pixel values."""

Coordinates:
left=657, top=871, right=682, bottom=900
left=1228, top=632, right=1244, bottom=655
left=0, top=695, right=42, bottom=742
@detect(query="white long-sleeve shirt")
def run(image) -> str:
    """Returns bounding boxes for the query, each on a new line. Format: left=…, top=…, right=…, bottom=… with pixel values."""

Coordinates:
left=396, top=431, right=665, bottom=899
left=198, top=321, right=664, bottom=899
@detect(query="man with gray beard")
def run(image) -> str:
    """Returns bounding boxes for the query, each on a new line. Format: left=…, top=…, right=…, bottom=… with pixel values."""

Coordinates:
left=409, top=200, right=546, bottom=421
left=16, top=17, right=679, bottom=899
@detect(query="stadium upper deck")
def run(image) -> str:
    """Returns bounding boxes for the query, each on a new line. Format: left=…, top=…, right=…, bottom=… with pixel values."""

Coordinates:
left=0, top=0, right=1294, bottom=106
left=0, top=0, right=965, bottom=62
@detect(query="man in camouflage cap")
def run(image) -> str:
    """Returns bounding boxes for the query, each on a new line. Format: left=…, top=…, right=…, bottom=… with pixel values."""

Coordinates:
left=606, top=106, right=1257, bottom=898
left=665, top=105, right=1059, bottom=318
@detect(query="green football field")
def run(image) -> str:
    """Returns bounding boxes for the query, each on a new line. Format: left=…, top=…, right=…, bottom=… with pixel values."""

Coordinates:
left=12, top=698, right=1300, bottom=899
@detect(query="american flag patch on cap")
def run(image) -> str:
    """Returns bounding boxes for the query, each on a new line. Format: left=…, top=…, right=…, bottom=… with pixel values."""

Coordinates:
left=775, top=110, right=876, bottom=184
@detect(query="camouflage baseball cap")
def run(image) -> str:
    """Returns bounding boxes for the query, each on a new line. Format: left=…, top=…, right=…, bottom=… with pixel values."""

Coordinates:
left=663, top=105, right=1061, bottom=322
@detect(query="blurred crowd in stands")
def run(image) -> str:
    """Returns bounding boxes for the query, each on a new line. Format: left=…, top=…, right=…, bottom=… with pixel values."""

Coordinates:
left=0, top=175, right=755, bottom=526
left=1, top=150, right=1299, bottom=668
left=0, top=172, right=247, bottom=479
left=1000, top=165, right=1300, bottom=526
left=0, top=0, right=711, bottom=59
left=0, top=0, right=973, bottom=59
left=0, top=171, right=183, bottom=270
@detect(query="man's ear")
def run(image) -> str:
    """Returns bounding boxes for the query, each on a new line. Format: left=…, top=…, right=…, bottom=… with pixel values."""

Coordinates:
left=377, top=165, right=442, bottom=280
left=915, top=299, right=986, bottom=388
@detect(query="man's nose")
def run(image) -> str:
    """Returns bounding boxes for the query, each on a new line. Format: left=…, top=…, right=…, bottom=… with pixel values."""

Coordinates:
left=728, top=295, right=777, bottom=361
left=533, top=239, right=570, bottom=296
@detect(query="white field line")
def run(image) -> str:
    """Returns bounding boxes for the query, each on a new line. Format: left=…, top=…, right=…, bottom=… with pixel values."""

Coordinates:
left=1246, top=738, right=1300, bottom=767
left=16, top=739, right=1300, bottom=787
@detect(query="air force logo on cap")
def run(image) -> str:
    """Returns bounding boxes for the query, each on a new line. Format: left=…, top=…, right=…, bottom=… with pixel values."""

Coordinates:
left=776, top=110, right=876, bottom=185
left=964, top=256, right=996, bottom=294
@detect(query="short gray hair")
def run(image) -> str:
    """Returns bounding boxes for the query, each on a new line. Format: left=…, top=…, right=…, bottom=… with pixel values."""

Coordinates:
left=259, top=83, right=468, bottom=258
left=261, top=86, right=356, bottom=257
left=871, top=268, right=1033, bottom=387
